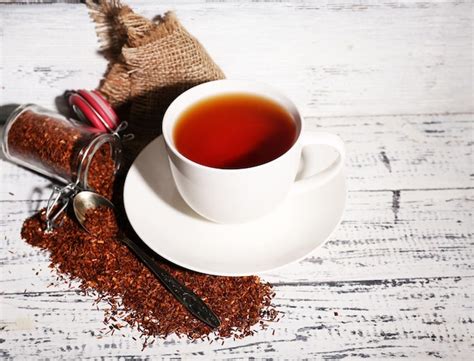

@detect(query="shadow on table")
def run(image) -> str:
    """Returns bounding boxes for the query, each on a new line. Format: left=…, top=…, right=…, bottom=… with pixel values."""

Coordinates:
left=0, top=103, right=20, bottom=125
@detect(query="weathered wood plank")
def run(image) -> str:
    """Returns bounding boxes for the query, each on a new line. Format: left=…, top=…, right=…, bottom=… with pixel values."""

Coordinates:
left=1, top=1, right=472, bottom=121
left=1, top=276, right=472, bottom=359
left=1, top=113, right=471, bottom=201
left=2, top=186, right=472, bottom=288
left=0, top=0, right=81, bottom=4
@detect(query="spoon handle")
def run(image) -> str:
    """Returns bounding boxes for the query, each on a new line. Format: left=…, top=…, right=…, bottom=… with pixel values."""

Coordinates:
left=120, top=235, right=221, bottom=329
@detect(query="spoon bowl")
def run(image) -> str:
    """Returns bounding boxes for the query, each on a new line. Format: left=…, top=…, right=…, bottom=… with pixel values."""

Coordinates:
left=73, top=191, right=115, bottom=233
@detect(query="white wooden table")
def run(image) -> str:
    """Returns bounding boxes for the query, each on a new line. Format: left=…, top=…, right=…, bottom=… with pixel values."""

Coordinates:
left=1, top=1, right=473, bottom=359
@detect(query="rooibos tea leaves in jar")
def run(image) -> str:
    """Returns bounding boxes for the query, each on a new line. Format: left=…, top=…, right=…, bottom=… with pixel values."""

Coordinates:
left=2, top=104, right=121, bottom=199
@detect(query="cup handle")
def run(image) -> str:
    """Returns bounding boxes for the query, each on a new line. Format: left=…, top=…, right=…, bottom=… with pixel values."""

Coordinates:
left=291, top=131, right=346, bottom=195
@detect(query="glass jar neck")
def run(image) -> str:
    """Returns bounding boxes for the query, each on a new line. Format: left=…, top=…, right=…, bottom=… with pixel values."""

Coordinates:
left=76, top=133, right=122, bottom=192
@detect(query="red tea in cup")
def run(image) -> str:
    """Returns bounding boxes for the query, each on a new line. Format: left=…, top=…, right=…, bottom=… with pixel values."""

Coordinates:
left=173, top=93, right=297, bottom=169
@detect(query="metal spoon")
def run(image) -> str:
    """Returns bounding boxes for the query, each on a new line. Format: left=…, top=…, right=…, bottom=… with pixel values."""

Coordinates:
left=72, top=191, right=221, bottom=329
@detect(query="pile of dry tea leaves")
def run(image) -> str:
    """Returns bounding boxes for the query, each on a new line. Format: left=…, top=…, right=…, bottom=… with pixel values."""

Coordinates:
left=22, top=206, right=278, bottom=346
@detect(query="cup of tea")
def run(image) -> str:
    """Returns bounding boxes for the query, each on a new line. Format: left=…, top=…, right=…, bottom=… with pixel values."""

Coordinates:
left=162, top=80, right=345, bottom=223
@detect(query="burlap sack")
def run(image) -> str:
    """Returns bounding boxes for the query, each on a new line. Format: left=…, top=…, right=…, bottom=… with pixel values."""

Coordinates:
left=86, top=0, right=225, bottom=135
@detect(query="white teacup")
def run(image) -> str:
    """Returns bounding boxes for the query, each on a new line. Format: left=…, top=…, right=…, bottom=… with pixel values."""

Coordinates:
left=162, top=80, right=345, bottom=224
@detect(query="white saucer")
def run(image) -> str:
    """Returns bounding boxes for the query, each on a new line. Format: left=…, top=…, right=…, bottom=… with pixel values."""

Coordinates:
left=124, top=136, right=347, bottom=276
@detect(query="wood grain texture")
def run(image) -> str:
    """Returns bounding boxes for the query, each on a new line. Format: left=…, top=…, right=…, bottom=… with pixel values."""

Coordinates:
left=2, top=185, right=473, bottom=285
left=0, top=1, right=81, bottom=4
left=1, top=0, right=473, bottom=359
left=1, top=114, right=473, bottom=359
left=1, top=276, right=472, bottom=359
left=1, top=113, right=471, bottom=199
left=0, top=1, right=472, bottom=121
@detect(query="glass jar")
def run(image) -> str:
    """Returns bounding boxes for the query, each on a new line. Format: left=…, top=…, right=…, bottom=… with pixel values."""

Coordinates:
left=2, top=104, right=122, bottom=197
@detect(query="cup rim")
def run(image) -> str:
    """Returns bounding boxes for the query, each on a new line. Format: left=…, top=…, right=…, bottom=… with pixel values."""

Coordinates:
left=162, top=79, right=303, bottom=173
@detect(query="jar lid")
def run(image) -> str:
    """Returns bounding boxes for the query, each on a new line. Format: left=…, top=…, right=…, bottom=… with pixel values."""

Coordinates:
left=68, top=90, right=119, bottom=132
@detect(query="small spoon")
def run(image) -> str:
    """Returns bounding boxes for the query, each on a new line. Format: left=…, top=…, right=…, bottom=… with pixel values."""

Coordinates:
left=72, top=191, right=221, bottom=329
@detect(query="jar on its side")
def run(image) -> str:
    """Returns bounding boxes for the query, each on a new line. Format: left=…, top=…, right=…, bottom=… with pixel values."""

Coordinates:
left=2, top=104, right=121, bottom=198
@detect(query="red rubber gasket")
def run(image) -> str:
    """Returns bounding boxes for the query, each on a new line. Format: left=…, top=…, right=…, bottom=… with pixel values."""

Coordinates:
left=69, top=93, right=108, bottom=132
left=69, top=90, right=119, bottom=132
